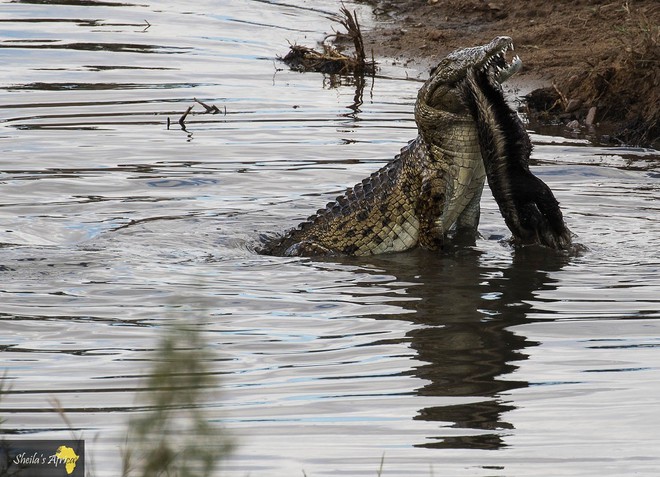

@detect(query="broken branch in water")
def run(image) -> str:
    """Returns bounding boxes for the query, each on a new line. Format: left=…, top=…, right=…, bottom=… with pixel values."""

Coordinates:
left=178, top=105, right=194, bottom=129
left=194, top=97, right=220, bottom=114
left=169, top=99, right=225, bottom=130
left=279, top=6, right=376, bottom=75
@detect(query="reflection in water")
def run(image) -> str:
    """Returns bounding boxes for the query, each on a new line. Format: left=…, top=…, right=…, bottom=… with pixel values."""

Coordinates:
left=10, top=0, right=143, bottom=7
left=318, top=70, right=371, bottom=118
left=339, top=73, right=368, bottom=118
left=7, top=82, right=198, bottom=91
left=347, top=244, right=571, bottom=449
left=0, top=42, right=184, bottom=53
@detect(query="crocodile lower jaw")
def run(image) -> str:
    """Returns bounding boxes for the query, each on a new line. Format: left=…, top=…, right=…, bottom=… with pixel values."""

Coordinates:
left=486, top=41, right=522, bottom=83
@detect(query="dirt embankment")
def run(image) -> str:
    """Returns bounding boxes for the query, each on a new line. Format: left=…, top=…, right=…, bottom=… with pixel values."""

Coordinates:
left=359, top=0, right=659, bottom=148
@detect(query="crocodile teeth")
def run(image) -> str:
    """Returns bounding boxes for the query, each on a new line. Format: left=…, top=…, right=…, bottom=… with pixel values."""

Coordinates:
left=479, top=42, right=519, bottom=81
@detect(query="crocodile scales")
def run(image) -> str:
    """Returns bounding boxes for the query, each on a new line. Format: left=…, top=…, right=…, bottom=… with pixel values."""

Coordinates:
left=259, top=37, right=525, bottom=257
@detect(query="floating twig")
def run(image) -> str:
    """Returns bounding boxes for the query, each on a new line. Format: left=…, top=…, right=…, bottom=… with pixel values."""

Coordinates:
left=170, top=100, right=225, bottom=131
left=194, top=97, right=220, bottom=114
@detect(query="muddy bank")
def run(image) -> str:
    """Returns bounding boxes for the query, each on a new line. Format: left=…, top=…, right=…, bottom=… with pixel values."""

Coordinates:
left=358, top=0, right=658, bottom=148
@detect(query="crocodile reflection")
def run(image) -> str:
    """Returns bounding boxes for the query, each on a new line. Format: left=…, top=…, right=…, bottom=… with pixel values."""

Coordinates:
left=338, top=244, right=571, bottom=450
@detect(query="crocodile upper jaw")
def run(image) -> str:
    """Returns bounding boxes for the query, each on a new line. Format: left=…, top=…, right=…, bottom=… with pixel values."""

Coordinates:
left=419, top=36, right=522, bottom=121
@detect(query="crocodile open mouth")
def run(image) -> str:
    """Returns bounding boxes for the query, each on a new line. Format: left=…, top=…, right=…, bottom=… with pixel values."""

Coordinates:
left=485, top=42, right=522, bottom=83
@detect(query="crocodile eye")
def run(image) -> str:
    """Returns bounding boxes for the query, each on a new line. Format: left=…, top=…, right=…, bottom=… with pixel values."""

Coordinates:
left=430, top=59, right=451, bottom=77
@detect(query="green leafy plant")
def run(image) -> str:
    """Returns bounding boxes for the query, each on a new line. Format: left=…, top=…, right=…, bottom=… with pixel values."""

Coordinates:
left=122, top=321, right=233, bottom=477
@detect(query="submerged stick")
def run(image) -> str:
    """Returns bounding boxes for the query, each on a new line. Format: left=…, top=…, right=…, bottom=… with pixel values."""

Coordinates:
left=178, top=105, right=193, bottom=129
left=172, top=100, right=224, bottom=131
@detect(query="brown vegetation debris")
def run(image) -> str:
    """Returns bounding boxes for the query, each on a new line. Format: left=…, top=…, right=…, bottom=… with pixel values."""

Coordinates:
left=280, top=7, right=377, bottom=76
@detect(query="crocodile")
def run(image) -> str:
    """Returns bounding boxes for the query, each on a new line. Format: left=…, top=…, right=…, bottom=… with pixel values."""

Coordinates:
left=460, top=67, right=573, bottom=249
left=259, top=37, right=522, bottom=257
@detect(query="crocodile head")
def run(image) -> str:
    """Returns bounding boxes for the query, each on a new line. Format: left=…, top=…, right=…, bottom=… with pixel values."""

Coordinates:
left=416, top=36, right=521, bottom=134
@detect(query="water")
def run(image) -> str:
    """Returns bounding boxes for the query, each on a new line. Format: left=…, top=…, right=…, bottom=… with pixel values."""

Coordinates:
left=1, top=1, right=659, bottom=476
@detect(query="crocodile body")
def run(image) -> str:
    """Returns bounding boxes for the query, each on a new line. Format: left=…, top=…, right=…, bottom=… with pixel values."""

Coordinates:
left=262, top=133, right=483, bottom=256
left=260, top=37, right=520, bottom=257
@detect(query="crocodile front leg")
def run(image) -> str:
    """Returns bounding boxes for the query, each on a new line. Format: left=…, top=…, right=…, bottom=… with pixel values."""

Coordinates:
left=454, top=160, right=486, bottom=234
left=415, top=175, right=446, bottom=250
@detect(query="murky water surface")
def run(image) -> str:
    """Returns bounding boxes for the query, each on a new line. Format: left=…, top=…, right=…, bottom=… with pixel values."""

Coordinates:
left=1, top=1, right=659, bottom=476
